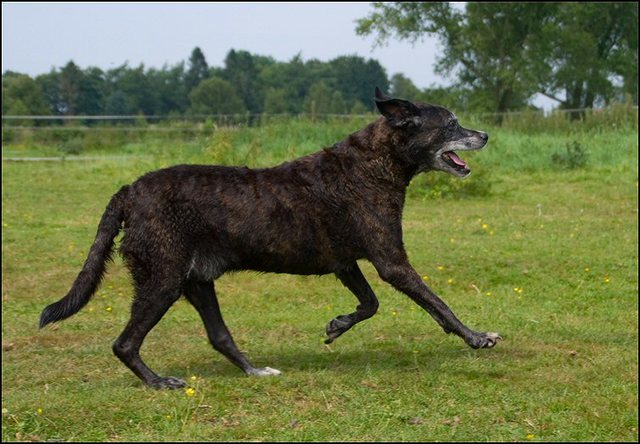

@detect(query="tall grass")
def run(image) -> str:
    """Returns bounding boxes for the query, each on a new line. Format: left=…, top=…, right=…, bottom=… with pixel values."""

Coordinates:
left=2, top=100, right=637, bottom=153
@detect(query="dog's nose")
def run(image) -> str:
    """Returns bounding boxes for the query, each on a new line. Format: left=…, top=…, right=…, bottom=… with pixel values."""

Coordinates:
left=480, top=132, right=489, bottom=142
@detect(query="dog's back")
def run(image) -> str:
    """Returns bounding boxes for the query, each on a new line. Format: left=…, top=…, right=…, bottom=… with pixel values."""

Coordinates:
left=120, top=148, right=370, bottom=279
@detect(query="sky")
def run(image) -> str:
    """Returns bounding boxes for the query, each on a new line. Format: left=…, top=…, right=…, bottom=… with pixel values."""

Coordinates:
left=2, top=2, right=554, bottom=110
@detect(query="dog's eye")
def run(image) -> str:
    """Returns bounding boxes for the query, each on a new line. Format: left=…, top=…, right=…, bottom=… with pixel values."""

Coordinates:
left=448, top=121, right=457, bottom=130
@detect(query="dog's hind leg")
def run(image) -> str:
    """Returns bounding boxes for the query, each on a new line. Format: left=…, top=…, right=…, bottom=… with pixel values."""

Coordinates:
left=184, top=279, right=281, bottom=377
left=325, top=263, right=379, bottom=344
left=112, top=283, right=185, bottom=389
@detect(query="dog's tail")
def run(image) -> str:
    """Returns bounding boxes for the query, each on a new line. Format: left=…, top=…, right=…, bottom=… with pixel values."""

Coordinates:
left=39, top=185, right=130, bottom=329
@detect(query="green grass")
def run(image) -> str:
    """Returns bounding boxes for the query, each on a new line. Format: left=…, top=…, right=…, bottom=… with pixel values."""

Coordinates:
left=2, top=119, right=638, bottom=441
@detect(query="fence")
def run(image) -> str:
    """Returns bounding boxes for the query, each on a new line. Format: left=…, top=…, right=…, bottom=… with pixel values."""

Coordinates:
left=2, top=104, right=637, bottom=156
left=3, top=104, right=637, bottom=127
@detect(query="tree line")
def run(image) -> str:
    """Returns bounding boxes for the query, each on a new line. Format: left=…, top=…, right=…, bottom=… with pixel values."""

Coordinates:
left=2, top=49, right=392, bottom=120
left=3, top=3, right=637, bottom=121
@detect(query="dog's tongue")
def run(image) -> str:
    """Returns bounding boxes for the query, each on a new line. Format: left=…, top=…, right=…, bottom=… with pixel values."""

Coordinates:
left=446, top=152, right=467, bottom=167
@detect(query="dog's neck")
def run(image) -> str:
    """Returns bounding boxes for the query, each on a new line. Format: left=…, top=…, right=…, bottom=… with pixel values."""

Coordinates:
left=336, top=119, right=420, bottom=189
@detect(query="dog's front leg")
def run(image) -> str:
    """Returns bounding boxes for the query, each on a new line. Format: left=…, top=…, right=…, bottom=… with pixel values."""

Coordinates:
left=325, top=263, right=380, bottom=344
left=373, top=259, right=501, bottom=349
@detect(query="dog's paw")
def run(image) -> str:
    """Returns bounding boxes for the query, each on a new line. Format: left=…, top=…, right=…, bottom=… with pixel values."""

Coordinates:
left=324, top=315, right=352, bottom=344
left=246, top=366, right=282, bottom=377
left=149, top=376, right=187, bottom=389
left=465, top=332, right=502, bottom=349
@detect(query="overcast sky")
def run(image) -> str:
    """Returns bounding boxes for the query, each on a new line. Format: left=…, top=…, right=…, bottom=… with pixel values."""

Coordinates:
left=2, top=2, right=553, bottom=110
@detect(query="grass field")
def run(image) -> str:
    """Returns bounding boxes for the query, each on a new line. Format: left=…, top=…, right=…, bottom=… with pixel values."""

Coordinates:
left=2, top=117, right=638, bottom=441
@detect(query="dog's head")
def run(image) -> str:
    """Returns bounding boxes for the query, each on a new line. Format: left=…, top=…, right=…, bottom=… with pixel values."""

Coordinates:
left=374, top=87, right=488, bottom=178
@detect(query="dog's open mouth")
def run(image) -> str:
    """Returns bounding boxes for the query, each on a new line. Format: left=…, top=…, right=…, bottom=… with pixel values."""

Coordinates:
left=442, top=151, right=470, bottom=174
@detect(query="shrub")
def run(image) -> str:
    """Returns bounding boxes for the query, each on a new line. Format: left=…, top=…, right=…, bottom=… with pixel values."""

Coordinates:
left=551, top=140, right=589, bottom=169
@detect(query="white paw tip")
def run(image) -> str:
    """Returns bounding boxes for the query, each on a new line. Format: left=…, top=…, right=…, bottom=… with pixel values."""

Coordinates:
left=250, top=367, right=282, bottom=377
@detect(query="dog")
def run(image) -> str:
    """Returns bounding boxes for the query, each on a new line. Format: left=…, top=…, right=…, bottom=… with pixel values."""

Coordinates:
left=40, top=87, right=500, bottom=389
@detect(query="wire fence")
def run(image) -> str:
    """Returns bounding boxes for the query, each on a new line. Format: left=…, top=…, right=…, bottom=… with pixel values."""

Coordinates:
left=2, top=105, right=637, bottom=128
left=3, top=107, right=636, bottom=121
left=2, top=105, right=637, bottom=162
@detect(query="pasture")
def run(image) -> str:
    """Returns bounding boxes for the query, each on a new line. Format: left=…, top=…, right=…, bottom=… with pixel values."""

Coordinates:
left=2, top=115, right=638, bottom=441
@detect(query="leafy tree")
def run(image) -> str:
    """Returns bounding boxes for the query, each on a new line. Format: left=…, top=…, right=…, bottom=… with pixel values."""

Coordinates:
left=222, top=49, right=274, bottom=114
left=35, top=70, right=62, bottom=115
left=58, top=61, right=84, bottom=114
left=148, top=62, right=189, bottom=115
left=350, top=100, right=370, bottom=114
left=189, top=76, right=247, bottom=115
left=78, top=67, right=105, bottom=115
left=2, top=72, right=50, bottom=116
left=329, top=90, right=347, bottom=114
left=328, top=55, right=389, bottom=110
left=35, top=64, right=105, bottom=116
left=304, top=81, right=333, bottom=115
left=540, top=3, right=638, bottom=108
left=185, top=47, right=209, bottom=92
left=263, top=88, right=289, bottom=114
left=389, top=73, right=421, bottom=99
left=105, top=63, right=157, bottom=115
left=105, top=90, right=131, bottom=115
left=357, top=2, right=638, bottom=111
left=259, top=54, right=310, bottom=114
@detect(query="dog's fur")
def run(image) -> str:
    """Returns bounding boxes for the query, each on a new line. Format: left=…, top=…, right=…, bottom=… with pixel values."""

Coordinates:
left=40, top=88, right=500, bottom=389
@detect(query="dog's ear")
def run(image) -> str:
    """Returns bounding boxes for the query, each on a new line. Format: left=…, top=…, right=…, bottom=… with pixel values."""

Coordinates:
left=374, top=87, right=420, bottom=128
left=374, top=86, right=392, bottom=101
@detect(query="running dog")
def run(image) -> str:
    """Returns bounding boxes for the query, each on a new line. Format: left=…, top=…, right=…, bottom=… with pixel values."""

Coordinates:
left=40, top=88, right=500, bottom=388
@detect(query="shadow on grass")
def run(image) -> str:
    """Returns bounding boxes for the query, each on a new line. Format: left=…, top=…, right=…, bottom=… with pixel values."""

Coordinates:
left=157, top=340, right=525, bottom=383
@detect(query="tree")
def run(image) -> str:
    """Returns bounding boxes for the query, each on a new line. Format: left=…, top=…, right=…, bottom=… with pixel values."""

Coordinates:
left=222, top=49, right=274, bottom=114
left=35, top=70, right=62, bottom=115
left=359, top=3, right=552, bottom=113
left=350, top=100, right=370, bottom=114
left=304, top=81, right=333, bottom=115
left=2, top=72, right=50, bottom=117
left=185, top=47, right=209, bottom=92
left=328, top=55, right=389, bottom=110
left=105, top=90, right=131, bottom=115
left=329, top=90, right=347, bottom=114
left=540, top=3, right=638, bottom=108
left=263, top=88, right=289, bottom=114
left=357, top=2, right=638, bottom=111
left=389, top=73, right=421, bottom=99
left=259, top=54, right=310, bottom=114
left=78, top=67, right=105, bottom=115
left=105, top=63, right=157, bottom=115
left=189, top=76, right=247, bottom=115
left=148, top=62, right=189, bottom=115
left=58, top=61, right=84, bottom=114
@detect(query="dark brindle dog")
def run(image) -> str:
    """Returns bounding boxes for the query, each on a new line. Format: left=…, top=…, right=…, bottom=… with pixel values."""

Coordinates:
left=40, top=88, right=500, bottom=389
